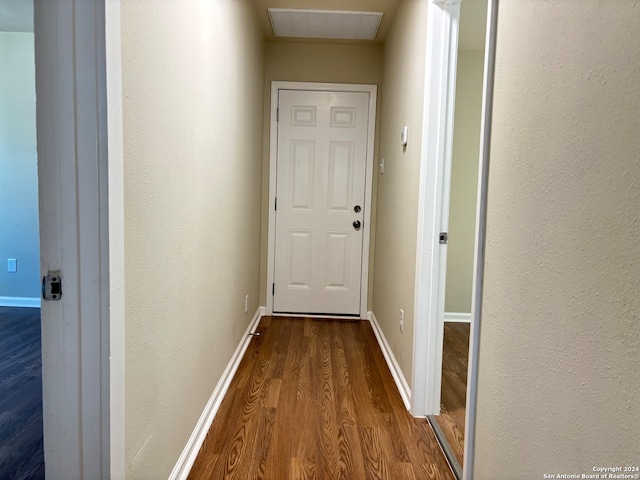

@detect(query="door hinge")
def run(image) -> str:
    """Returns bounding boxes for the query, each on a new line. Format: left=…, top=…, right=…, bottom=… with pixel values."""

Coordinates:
left=42, top=271, right=63, bottom=301
left=439, top=232, right=449, bottom=245
left=275, top=197, right=277, bottom=211
left=272, top=283, right=275, bottom=296
left=276, top=108, right=279, bottom=122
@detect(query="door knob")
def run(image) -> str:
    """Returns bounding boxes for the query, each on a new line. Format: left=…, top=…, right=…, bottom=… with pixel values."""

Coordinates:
left=353, top=220, right=361, bottom=230
left=354, top=205, right=361, bottom=213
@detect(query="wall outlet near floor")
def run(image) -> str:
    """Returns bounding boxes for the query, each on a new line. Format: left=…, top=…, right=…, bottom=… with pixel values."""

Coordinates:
left=244, top=294, right=249, bottom=314
left=7, top=258, right=17, bottom=273
left=400, top=308, right=404, bottom=333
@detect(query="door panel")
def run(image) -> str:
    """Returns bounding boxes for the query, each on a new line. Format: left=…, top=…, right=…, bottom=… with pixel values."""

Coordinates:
left=287, top=230, right=312, bottom=288
left=327, top=141, right=354, bottom=211
left=325, top=232, right=350, bottom=289
left=289, top=140, right=315, bottom=210
left=273, top=90, right=370, bottom=315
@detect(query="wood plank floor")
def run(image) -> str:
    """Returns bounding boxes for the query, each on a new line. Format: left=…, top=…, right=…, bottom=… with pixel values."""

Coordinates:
left=189, top=316, right=454, bottom=480
left=434, top=322, right=470, bottom=467
left=0, top=307, right=45, bottom=480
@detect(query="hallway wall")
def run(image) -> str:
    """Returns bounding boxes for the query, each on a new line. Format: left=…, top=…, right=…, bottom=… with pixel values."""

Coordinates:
left=475, top=1, right=640, bottom=477
left=372, top=0, right=429, bottom=385
left=120, top=1, right=264, bottom=477
left=259, top=42, right=383, bottom=310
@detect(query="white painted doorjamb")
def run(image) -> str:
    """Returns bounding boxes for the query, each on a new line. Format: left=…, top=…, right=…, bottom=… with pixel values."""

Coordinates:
left=463, top=1, right=499, bottom=477
left=105, top=0, right=126, bottom=478
left=412, top=0, right=461, bottom=417
left=265, top=82, right=377, bottom=320
left=35, top=0, right=113, bottom=478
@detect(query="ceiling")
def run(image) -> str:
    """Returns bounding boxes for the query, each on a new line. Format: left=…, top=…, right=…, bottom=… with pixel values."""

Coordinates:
left=0, top=0, right=486, bottom=48
left=0, top=0, right=32, bottom=32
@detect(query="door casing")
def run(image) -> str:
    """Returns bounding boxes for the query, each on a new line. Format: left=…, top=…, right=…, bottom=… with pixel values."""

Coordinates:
left=463, top=1, right=499, bottom=477
left=414, top=1, right=498, bottom=479
left=34, top=0, right=117, bottom=477
left=266, top=82, right=377, bottom=319
left=412, top=0, right=461, bottom=419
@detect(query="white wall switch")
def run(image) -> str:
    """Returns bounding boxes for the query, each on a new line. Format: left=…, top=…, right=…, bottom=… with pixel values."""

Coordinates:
left=7, top=258, right=17, bottom=273
left=400, top=126, right=408, bottom=146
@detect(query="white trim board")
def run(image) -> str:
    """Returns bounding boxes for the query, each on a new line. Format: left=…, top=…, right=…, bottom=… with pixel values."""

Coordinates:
left=105, top=0, right=126, bottom=476
left=412, top=0, right=461, bottom=418
left=0, top=296, right=41, bottom=308
left=169, top=307, right=265, bottom=480
left=35, top=0, right=111, bottom=477
left=444, top=312, right=471, bottom=323
left=265, top=81, right=377, bottom=320
left=463, top=1, right=499, bottom=477
left=368, top=311, right=412, bottom=412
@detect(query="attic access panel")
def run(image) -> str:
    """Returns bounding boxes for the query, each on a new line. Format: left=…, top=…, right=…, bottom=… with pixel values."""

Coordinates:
left=268, top=8, right=383, bottom=41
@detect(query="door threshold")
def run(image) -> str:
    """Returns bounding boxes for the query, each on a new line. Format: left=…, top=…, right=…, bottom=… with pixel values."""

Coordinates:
left=272, top=312, right=361, bottom=320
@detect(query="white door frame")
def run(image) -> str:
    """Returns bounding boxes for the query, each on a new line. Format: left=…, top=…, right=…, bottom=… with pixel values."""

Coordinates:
left=463, top=1, right=499, bottom=477
left=105, top=0, right=126, bottom=478
left=412, top=0, right=461, bottom=417
left=34, top=0, right=124, bottom=477
left=412, top=0, right=499, bottom=477
left=265, top=82, right=377, bottom=320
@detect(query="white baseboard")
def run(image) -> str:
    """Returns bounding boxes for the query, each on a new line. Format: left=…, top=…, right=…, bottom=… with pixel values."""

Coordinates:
left=0, top=296, right=41, bottom=308
left=444, top=312, right=471, bottom=323
left=367, top=311, right=412, bottom=411
left=168, top=306, right=265, bottom=480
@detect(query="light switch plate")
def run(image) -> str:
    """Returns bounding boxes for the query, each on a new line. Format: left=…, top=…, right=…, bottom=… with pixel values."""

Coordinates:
left=400, top=126, right=408, bottom=146
left=7, top=258, right=17, bottom=273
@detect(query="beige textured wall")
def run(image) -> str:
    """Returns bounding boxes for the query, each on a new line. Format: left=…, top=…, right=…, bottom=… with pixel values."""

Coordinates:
left=121, top=1, right=264, bottom=477
left=259, top=42, right=383, bottom=308
left=444, top=50, right=484, bottom=313
left=372, top=0, right=428, bottom=383
left=474, top=2, right=640, bottom=478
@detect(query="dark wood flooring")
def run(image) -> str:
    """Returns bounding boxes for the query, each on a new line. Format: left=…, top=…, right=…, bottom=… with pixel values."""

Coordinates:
left=0, top=307, right=45, bottom=480
left=189, top=316, right=454, bottom=480
left=435, top=322, right=470, bottom=467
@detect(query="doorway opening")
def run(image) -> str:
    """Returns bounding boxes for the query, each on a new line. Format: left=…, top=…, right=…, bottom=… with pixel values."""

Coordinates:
left=429, top=0, right=489, bottom=475
left=412, top=0, right=496, bottom=478
left=0, top=6, right=44, bottom=477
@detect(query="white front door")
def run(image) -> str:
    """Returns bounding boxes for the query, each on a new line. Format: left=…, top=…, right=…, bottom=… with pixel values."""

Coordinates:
left=273, top=89, right=371, bottom=316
